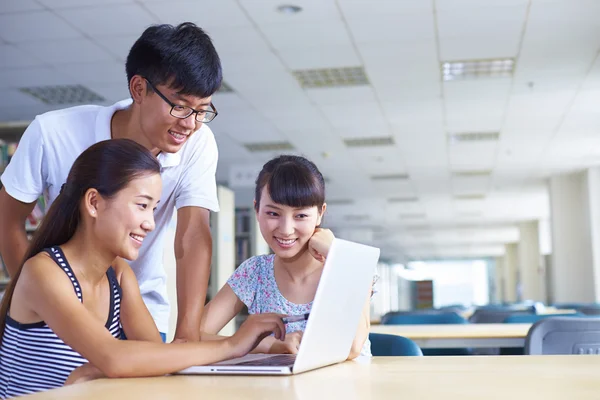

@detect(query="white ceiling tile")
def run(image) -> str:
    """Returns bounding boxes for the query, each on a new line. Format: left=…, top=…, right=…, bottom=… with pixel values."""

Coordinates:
left=437, top=5, right=527, bottom=39
left=206, top=26, right=272, bottom=57
left=19, top=39, right=115, bottom=65
left=56, top=61, right=126, bottom=84
left=0, top=0, right=44, bottom=14
left=56, top=4, right=157, bottom=37
left=331, top=119, right=390, bottom=140
left=278, top=45, right=361, bottom=70
left=348, top=146, right=407, bottom=176
left=452, top=175, right=490, bottom=196
left=36, top=0, right=133, bottom=9
left=0, top=45, right=43, bottom=68
left=449, top=143, right=497, bottom=171
left=0, top=11, right=82, bottom=43
left=436, top=0, right=529, bottom=9
left=238, top=0, right=341, bottom=24
left=305, top=86, right=377, bottom=106
left=321, top=102, right=386, bottom=130
left=0, top=104, right=54, bottom=121
left=440, top=35, right=520, bottom=60
left=143, top=0, right=251, bottom=28
left=85, top=82, right=130, bottom=102
left=338, top=0, right=432, bottom=16
left=0, top=89, right=45, bottom=108
left=0, top=66, right=75, bottom=89
left=346, top=13, right=435, bottom=44
left=260, top=20, right=352, bottom=51
left=359, top=39, right=438, bottom=73
left=93, top=35, right=138, bottom=61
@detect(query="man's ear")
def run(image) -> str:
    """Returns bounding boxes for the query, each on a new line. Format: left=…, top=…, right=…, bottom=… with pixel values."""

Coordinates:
left=129, top=75, right=148, bottom=104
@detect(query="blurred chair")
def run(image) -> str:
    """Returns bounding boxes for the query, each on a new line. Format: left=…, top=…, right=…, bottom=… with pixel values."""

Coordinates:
left=503, top=313, right=585, bottom=324
left=382, top=312, right=471, bottom=356
left=369, top=333, right=423, bottom=356
left=552, top=303, right=599, bottom=310
left=525, top=317, right=600, bottom=355
left=382, top=311, right=467, bottom=325
left=580, top=307, right=600, bottom=316
left=468, top=309, right=535, bottom=324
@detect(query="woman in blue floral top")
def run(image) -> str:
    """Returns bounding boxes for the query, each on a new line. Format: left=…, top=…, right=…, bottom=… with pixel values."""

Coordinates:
left=200, top=155, right=371, bottom=358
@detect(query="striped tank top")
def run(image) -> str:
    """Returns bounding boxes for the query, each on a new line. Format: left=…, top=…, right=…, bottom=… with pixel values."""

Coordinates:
left=0, top=247, right=123, bottom=399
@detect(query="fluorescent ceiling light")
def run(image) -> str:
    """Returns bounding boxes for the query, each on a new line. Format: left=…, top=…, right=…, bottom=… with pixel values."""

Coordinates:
left=442, top=58, right=515, bottom=81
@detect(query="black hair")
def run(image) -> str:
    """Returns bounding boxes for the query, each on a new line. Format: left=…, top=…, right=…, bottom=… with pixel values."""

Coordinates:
left=0, top=139, right=160, bottom=340
left=254, top=155, right=325, bottom=211
left=126, top=22, right=222, bottom=98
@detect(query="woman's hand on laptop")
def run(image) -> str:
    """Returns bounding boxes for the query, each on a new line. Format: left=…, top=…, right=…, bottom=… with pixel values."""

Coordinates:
left=228, top=314, right=286, bottom=358
left=308, top=228, right=335, bottom=262
left=269, top=330, right=303, bottom=354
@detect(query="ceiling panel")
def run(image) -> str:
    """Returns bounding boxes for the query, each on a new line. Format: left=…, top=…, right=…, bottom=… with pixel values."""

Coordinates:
left=238, top=0, right=341, bottom=24
left=56, top=4, right=157, bottom=37
left=277, top=45, right=361, bottom=70
left=56, top=61, right=126, bottom=84
left=305, top=86, right=378, bottom=107
left=0, top=44, right=43, bottom=69
left=260, top=20, right=352, bottom=51
left=143, top=0, right=251, bottom=28
left=346, top=13, right=435, bottom=44
left=206, top=26, right=272, bottom=57
left=0, top=0, right=44, bottom=14
left=37, top=0, right=133, bottom=9
left=19, top=38, right=115, bottom=65
left=338, top=0, right=432, bottom=16
left=449, top=142, right=497, bottom=171
left=0, top=11, right=82, bottom=43
left=93, top=35, right=138, bottom=61
left=0, top=66, right=75, bottom=89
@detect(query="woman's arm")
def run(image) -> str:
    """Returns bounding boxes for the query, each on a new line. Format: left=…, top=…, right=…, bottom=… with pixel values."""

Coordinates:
left=19, top=255, right=285, bottom=378
left=200, top=284, right=245, bottom=336
left=113, top=257, right=162, bottom=342
left=347, top=287, right=372, bottom=360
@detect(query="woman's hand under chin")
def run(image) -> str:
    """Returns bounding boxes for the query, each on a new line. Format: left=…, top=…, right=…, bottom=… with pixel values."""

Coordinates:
left=307, top=228, right=335, bottom=262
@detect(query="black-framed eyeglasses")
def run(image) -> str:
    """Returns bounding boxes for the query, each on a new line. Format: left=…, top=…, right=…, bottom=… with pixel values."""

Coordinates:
left=145, top=79, right=218, bottom=123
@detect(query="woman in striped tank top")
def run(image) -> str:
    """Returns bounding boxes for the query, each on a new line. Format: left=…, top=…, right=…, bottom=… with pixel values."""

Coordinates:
left=0, top=139, right=286, bottom=398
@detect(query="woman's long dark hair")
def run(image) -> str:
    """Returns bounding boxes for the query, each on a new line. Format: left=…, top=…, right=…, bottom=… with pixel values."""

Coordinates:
left=0, top=139, right=160, bottom=340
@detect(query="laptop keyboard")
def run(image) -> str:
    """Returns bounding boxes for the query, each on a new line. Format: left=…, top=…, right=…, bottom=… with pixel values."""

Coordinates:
left=234, top=354, right=297, bottom=367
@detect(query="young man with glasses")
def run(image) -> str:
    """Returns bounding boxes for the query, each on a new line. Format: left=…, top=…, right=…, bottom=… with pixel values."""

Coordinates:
left=0, top=23, right=221, bottom=344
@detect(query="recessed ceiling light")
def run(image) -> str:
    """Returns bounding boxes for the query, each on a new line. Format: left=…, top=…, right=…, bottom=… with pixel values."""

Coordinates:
left=277, top=4, right=302, bottom=14
left=442, top=58, right=515, bottom=81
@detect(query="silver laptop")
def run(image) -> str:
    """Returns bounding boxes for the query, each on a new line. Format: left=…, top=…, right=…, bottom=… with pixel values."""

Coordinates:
left=178, top=238, right=380, bottom=375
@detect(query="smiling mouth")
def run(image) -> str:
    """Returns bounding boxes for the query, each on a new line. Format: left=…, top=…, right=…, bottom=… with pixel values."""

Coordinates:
left=168, top=130, right=188, bottom=140
left=275, top=237, right=297, bottom=246
left=130, top=233, right=144, bottom=244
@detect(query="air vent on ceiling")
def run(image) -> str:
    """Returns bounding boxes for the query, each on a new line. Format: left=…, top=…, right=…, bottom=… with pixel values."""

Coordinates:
left=293, top=66, right=369, bottom=88
left=449, top=132, right=499, bottom=143
left=400, top=213, right=426, bottom=219
left=217, top=81, right=234, bottom=93
left=452, top=170, right=492, bottom=177
left=454, top=194, right=486, bottom=200
left=326, top=199, right=354, bottom=205
left=442, top=58, right=515, bottom=81
left=388, top=197, right=419, bottom=203
left=343, top=214, right=370, bottom=221
left=344, top=136, right=394, bottom=148
left=371, top=173, right=409, bottom=181
left=243, top=141, right=295, bottom=152
left=20, top=84, right=105, bottom=105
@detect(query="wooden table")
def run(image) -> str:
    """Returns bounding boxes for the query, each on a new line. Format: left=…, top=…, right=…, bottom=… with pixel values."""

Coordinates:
left=25, top=356, right=600, bottom=399
left=370, top=323, right=532, bottom=348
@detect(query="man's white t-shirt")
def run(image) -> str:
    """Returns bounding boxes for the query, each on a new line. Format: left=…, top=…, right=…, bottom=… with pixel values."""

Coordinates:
left=1, top=99, right=220, bottom=333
